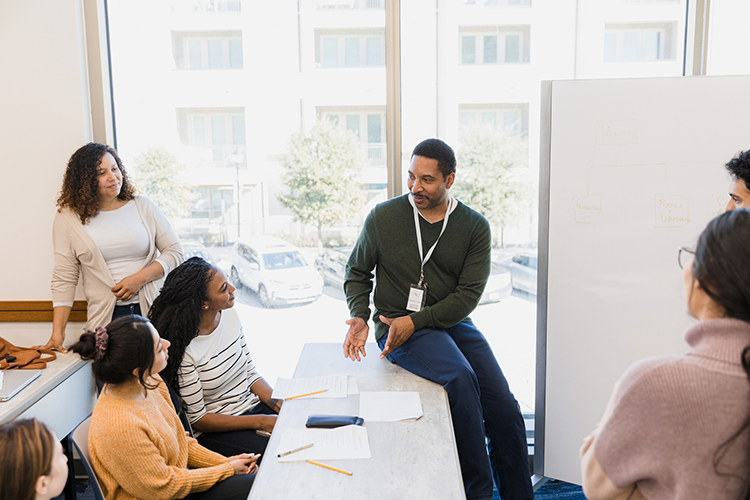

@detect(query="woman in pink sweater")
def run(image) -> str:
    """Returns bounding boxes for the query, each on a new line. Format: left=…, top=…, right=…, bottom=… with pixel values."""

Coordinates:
left=71, top=315, right=258, bottom=500
left=581, top=209, right=750, bottom=500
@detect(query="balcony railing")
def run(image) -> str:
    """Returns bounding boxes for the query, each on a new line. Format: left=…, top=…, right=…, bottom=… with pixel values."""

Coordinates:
left=189, top=145, right=247, bottom=168
left=318, top=0, right=385, bottom=10
left=172, top=0, right=241, bottom=14
left=364, top=143, right=386, bottom=166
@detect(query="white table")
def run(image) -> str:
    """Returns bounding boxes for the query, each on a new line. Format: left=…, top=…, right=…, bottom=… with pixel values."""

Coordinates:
left=248, top=343, right=465, bottom=500
left=0, top=350, right=95, bottom=438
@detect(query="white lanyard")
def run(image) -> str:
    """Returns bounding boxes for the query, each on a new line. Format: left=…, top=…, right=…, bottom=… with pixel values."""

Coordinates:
left=412, top=195, right=454, bottom=285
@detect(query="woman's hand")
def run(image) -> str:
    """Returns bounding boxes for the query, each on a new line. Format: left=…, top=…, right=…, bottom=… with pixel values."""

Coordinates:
left=111, top=274, right=147, bottom=301
left=34, top=335, right=67, bottom=353
left=229, top=453, right=260, bottom=474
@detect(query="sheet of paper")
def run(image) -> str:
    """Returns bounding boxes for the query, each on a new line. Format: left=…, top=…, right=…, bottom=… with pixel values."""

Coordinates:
left=272, top=374, right=348, bottom=399
left=347, top=376, right=359, bottom=395
left=276, top=425, right=371, bottom=462
left=359, top=391, right=423, bottom=422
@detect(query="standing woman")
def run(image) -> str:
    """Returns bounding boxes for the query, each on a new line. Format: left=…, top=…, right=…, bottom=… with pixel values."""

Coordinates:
left=149, top=257, right=281, bottom=457
left=43, top=143, right=183, bottom=352
left=71, top=315, right=258, bottom=500
left=0, top=419, right=69, bottom=500
left=581, top=208, right=750, bottom=500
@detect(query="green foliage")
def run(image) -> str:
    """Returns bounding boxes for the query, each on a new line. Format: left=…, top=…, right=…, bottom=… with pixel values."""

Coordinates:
left=133, top=146, right=194, bottom=220
left=453, top=123, right=531, bottom=229
left=279, top=121, right=365, bottom=244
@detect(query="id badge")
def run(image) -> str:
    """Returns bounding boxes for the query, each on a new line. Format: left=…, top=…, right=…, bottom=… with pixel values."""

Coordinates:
left=406, top=283, right=427, bottom=312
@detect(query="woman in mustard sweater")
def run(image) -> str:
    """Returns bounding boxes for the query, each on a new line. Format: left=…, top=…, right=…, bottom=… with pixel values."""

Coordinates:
left=71, top=315, right=258, bottom=500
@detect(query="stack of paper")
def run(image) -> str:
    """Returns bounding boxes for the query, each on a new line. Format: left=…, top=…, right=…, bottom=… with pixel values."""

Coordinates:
left=359, top=392, right=423, bottom=421
left=276, top=425, right=371, bottom=462
left=272, top=374, right=349, bottom=399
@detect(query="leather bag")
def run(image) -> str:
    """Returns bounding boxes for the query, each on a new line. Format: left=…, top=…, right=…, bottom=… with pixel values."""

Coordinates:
left=0, top=337, right=56, bottom=369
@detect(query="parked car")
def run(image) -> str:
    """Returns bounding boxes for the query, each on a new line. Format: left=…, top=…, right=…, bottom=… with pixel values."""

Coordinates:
left=479, top=261, right=513, bottom=305
left=230, top=236, right=323, bottom=307
left=315, top=247, right=353, bottom=289
left=501, top=251, right=538, bottom=295
left=181, top=239, right=216, bottom=265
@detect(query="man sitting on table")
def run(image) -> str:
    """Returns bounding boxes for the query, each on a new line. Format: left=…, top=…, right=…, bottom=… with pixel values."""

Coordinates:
left=725, top=149, right=750, bottom=211
left=342, top=138, right=533, bottom=500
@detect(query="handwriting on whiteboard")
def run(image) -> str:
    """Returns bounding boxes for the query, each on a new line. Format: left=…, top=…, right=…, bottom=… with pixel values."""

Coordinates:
left=654, top=194, right=690, bottom=228
left=596, top=119, right=638, bottom=145
left=574, top=194, right=602, bottom=224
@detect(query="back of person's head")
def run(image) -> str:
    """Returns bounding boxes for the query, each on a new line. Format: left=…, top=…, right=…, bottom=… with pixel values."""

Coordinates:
left=0, top=419, right=56, bottom=500
left=692, top=208, right=750, bottom=323
left=412, top=138, right=456, bottom=179
left=149, top=256, right=216, bottom=389
left=726, top=150, right=750, bottom=190
left=70, top=315, right=157, bottom=389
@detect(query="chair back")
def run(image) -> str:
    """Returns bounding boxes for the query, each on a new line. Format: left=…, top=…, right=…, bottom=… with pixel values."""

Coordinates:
left=70, top=416, right=106, bottom=500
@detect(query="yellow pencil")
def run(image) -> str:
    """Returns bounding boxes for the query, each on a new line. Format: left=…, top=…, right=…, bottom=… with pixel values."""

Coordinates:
left=286, top=389, right=328, bottom=400
left=306, top=460, right=353, bottom=476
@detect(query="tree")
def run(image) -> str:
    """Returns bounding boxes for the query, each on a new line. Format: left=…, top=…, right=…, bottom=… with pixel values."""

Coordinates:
left=132, top=146, right=194, bottom=221
left=279, top=120, right=366, bottom=250
left=452, top=123, right=531, bottom=247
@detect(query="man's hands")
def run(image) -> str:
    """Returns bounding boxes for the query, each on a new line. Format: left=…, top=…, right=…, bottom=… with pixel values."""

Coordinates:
left=343, top=317, right=369, bottom=362
left=379, top=315, right=415, bottom=359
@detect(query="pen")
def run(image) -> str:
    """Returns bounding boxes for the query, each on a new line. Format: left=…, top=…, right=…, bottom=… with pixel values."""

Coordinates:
left=256, top=430, right=272, bottom=438
left=277, top=443, right=313, bottom=458
left=306, top=459, right=353, bottom=476
left=286, top=389, right=328, bottom=400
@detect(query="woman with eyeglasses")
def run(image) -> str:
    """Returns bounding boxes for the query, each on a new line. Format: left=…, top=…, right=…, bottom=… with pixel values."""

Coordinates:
left=581, top=208, right=750, bottom=500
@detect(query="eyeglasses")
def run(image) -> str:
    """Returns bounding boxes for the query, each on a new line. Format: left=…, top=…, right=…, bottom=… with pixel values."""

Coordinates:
left=678, top=246, right=695, bottom=270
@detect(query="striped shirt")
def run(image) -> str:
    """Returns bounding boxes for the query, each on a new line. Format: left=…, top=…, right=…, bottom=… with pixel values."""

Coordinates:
left=178, top=308, right=262, bottom=429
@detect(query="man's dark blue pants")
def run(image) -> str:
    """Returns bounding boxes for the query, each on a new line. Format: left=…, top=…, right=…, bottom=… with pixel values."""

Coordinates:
left=377, top=321, right=533, bottom=500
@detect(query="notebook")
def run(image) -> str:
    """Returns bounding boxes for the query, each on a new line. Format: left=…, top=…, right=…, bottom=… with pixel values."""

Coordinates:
left=0, top=370, right=42, bottom=402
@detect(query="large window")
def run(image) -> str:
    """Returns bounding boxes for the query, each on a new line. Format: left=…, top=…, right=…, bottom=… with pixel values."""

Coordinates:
left=316, top=29, right=386, bottom=68
left=107, top=0, right=737, bottom=433
left=171, top=31, right=243, bottom=69
left=459, top=27, right=530, bottom=64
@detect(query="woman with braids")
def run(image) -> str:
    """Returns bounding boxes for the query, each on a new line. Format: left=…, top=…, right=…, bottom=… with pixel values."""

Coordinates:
left=71, top=315, right=259, bottom=500
left=0, top=419, right=69, bottom=500
left=581, top=208, right=750, bottom=500
left=41, top=142, right=183, bottom=353
left=149, top=257, right=282, bottom=458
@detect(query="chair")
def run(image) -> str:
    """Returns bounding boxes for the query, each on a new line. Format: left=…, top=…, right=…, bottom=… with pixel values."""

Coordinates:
left=70, top=416, right=106, bottom=500
left=165, top=380, right=194, bottom=437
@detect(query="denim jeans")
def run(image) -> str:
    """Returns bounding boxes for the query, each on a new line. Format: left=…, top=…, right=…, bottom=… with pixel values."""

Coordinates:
left=112, top=303, right=141, bottom=320
left=377, top=321, right=533, bottom=500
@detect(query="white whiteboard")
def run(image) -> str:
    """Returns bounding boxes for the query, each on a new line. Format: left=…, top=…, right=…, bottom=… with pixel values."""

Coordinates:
left=539, top=75, right=750, bottom=484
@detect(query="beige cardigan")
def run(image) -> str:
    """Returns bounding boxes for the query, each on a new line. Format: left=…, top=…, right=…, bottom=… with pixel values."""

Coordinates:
left=51, top=196, right=184, bottom=332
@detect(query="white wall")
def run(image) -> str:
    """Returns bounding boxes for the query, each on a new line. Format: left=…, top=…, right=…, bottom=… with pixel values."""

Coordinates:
left=0, top=0, right=92, bottom=339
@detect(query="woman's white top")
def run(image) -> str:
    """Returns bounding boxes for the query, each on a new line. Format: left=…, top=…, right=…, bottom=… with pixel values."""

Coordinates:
left=83, top=201, right=150, bottom=305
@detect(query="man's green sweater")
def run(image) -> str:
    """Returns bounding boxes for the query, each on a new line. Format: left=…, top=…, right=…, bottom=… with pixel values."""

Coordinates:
left=345, top=194, right=491, bottom=341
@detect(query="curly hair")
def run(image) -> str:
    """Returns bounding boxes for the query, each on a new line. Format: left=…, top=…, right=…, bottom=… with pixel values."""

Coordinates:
left=56, top=143, right=136, bottom=224
left=148, top=257, right=216, bottom=390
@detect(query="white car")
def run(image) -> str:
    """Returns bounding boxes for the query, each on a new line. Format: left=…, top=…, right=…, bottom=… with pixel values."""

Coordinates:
left=230, top=236, right=323, bottom=307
